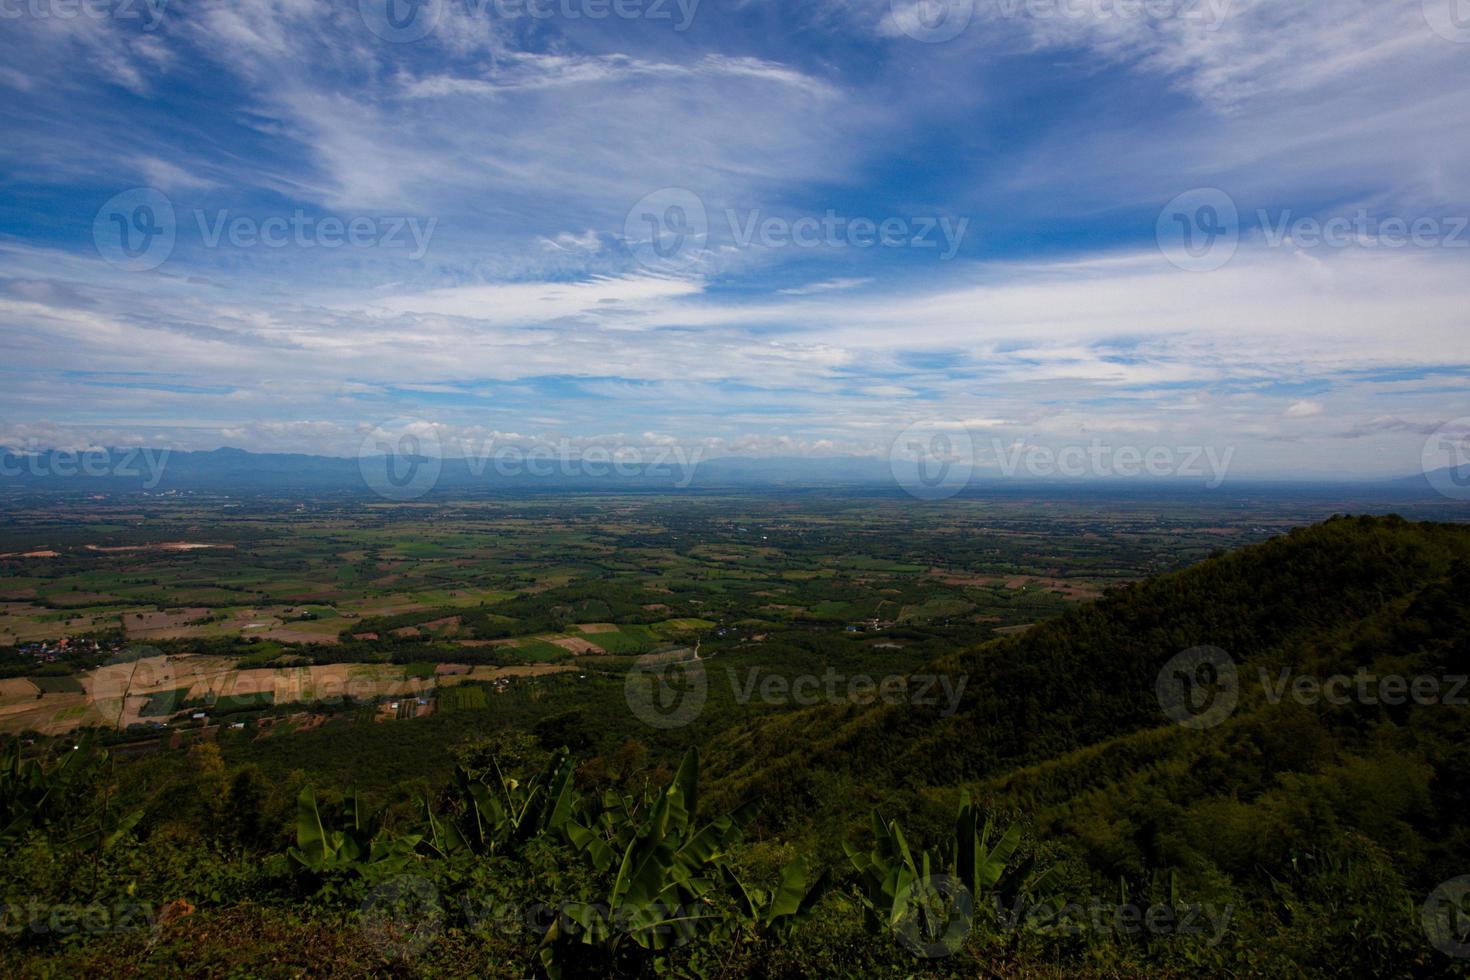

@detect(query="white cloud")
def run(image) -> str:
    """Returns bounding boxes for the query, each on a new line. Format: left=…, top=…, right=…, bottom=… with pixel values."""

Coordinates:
left=779, top=277, right=872, bottom=296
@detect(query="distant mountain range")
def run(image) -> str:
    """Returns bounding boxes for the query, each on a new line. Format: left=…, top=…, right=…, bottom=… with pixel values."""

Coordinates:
left=1, top=446, right=1467, bottom=499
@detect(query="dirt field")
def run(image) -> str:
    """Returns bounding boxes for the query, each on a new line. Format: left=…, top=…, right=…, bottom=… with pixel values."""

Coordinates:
left=85, top=542, right=233, bottom=553
left=0, top=653, right=583, bottom=736
left=0, top=678, right=40, bottom=700
left=575, top=623, right=619, bottom=634
left=548, top=636, right=606, bottom=654
left=1002, top=576, right=1100, bottom=600
left=123, top=608, right=213, bottom=638
left=928, top=568, right=1005, bottom=587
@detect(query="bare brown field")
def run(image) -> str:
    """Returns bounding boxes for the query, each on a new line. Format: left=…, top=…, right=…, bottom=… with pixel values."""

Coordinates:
left=0, top=678, right=40, bottom=699
left=0, top=654, right=529, bottom=736
left=123, top=608, right=212, bottom=638
left=1003, top=576, right=1100, bottom=600
left=928, top=568, right=1004, bottom=587
left=256, top=627, right=340, bottom=645
left=548, top=636, right=605, bottom=655
left=84, top=542, right=233, bottom=553
left=575, top=623, right=618, bottom=634
left=0, top=693, right=96, bottom=736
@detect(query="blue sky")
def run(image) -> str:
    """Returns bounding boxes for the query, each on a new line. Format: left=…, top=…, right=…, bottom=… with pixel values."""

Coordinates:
left=1, top=0, right=1469, bottom=478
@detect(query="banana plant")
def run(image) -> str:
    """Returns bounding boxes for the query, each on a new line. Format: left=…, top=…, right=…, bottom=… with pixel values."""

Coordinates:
left=288, top=786, right=419, bottom=876
left=721, top=854, right=832, bottom=940
left=1, top=740, right=141, bottom=852
left=538, top=748, right=758, bottom=978
left=844, top=808, right=931, bottom=937
left=947, top=792, right=1060, bottom=906
left=419, top=748, right=577, bottom=859
left=845, top=792, right=1057, bottom=955
left=2, top=739, right=76, bottom=846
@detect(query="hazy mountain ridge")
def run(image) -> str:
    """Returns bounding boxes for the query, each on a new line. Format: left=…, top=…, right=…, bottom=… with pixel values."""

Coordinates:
left=0, top=446, right=1458, bottom=493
